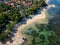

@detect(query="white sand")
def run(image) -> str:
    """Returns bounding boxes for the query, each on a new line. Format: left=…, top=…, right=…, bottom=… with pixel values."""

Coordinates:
left=4, top=8, right=47, bottom=45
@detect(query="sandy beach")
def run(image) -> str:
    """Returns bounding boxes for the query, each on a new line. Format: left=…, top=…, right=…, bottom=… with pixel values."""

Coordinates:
left=0, top=0, right=49, bottom=45
left=0, top=7, right=47, bottom=45
left=0, top=0, right=58, bottom=45
left=2, top=8, right=47, bottom=45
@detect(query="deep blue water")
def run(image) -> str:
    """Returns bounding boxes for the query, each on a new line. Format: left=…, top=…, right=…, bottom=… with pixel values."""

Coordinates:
left=47, top=0, right=60, bottom=15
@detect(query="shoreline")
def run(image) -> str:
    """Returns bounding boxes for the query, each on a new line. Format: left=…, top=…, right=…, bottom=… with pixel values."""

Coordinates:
left=0, top=6, right=48, bottom=45
left=0, top=1, right=49, bottom=44
left=5, top=7, right=47, bottom=45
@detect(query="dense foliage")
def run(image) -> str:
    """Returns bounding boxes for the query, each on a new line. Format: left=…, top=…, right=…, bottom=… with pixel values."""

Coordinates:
left=0, top=0, right=47, bottom=41
left=23, top=23, right=60, bottom=45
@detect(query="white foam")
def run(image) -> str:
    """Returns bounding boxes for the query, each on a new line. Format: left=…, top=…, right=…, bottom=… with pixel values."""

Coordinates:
left=47, top=4, right=56, bottom=8
left=51, top=4, right=56, bottom=8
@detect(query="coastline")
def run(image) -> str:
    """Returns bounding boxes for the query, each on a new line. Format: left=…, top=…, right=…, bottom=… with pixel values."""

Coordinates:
left=0, top=4, right=49, bottom=45
left=5, top=7, right=47, bottom=45
left=0, top=0, right=59, bottom=45
left=0, top=0, right=48, bottom=45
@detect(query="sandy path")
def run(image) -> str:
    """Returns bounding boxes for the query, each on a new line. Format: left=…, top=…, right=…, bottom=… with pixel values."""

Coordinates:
left=0, top=8, right=47, bottom=45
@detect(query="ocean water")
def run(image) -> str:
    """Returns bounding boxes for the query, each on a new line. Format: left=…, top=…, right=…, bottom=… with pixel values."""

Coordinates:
left=47, top=0, right=60, bottom=35
left=47, top=0, right=60, bottom=15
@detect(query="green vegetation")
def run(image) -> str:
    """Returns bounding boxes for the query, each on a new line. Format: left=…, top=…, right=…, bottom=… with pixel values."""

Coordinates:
left=0, top=0, right=47, bottom=41
left=23, top=23, right=60, bottom=45
left=25, top=0, right=47, bottom=15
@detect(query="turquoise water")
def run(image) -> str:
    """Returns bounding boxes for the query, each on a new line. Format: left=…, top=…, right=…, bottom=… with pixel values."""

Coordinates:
left=47, top=0, right=60, bottom=15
